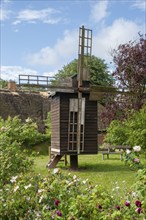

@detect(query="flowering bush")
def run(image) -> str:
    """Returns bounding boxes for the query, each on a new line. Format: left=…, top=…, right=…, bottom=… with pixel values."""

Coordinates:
left=0, top=116, right=48, bottom=147
left=0, top=169, right=145, bottom=220
left=0, top=136, right=33, bottom=186
left=0, top=116, right=146, bottom=219
left=123, top=146, right=143, bottom=170
left=133, top=168, right=146, bottom=198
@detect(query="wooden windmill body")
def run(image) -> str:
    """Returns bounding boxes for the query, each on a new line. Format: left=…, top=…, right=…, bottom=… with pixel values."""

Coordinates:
left=48, top=26, right=98, bottom=169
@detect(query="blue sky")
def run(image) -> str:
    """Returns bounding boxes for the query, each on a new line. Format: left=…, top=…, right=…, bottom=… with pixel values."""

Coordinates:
left=1, top=0, right=146, bottom=81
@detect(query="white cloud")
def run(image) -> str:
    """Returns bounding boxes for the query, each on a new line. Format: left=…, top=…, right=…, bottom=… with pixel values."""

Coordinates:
left=92, top=18, right=145, bottom=64
left=1, top=66, right=38, bottom=82
left=42, top=71, right=57, bottom=77
left=132, top=0, right=146, bottom=11
left=27, top=30, right=78, bottom=68
left=13, top=7, right=61, bottom=25
left=26, top=19, right=144, bottom=72
left=0, top=8, right=10, bottom=20
left=90, top=0, right=109, bottom=23
left=0, top=0, right=11, bottom=21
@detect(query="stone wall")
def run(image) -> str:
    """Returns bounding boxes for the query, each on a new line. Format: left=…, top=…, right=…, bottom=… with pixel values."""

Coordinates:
left=0, top=90, right=50, bottom=132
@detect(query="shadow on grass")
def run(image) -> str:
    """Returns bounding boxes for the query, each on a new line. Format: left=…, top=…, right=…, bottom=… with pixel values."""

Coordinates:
left=58, top=160, right=132, bottom=173
left=76, top=163, right=131, bottom=172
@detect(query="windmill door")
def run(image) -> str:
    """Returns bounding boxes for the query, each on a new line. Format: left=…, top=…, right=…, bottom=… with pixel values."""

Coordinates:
left=68, top=98, right=85, bottom=153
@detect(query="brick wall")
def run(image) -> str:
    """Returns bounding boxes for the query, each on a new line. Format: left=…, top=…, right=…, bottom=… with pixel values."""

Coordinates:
left=0, top=90, right=50, bottom=132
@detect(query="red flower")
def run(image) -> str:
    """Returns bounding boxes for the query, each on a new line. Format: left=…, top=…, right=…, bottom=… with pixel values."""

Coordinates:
left=54, top=199, right=60, bottom=206
left=135, top=200, right=142, bottom=207
left=136, top=207, right=142, bottom=214
left=56, top=210, right=62, bottom=216
left=125, top=201, right=130, bottom=207
left=116, top=205, right=120, bottom=210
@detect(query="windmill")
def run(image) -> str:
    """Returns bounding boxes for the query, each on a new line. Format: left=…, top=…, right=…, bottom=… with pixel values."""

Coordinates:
left=47, top=26, right=98, bottom=169
left=18, top=26, right=118, bottom=169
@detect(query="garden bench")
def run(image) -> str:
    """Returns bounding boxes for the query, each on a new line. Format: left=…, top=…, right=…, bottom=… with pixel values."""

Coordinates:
left=101, top=145, right=131, bottom=160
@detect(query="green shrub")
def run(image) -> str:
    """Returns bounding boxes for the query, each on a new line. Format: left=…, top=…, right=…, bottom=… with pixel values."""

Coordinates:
left=0, top=116, right=48, bottom=147
left=133, top=168, right=146, bottom=198
left=0, top=136, right=33, bottom=186
left=125, top=106, right=146, bottom=150
left=44, top=112, right=51, bottom=141
left=104, top=105, right=146, bottom=151
left=0, top=169, right=145, bottom=220
left=104, top=120, right=128, bottom=145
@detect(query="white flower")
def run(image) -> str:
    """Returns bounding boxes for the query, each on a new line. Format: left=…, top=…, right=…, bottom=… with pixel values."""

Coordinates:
left=73, top=175, right=77, bottom=180
left=38, top=189, right=45, bottom=193
left=131, top=191, right=138, bottom=197
left=14, top=185, right=19, bottom=192
left=1, top=127, right=6, bottom=132
left=25, top=118, right=31, bottom=123
left=82, top=179, right=88, bottom=184
left=24, top=184, right=32, bottom=189
left=126, top=149, right=131, bottom=154
left=53, top=168, right=60, bottom=174
left=39, top=195, right=44, bottom=203
left=68, top=181, right=74, bottom=187
left=133, top=146, right=141, bottom=152
left=10, top=176, right=18, bottom=183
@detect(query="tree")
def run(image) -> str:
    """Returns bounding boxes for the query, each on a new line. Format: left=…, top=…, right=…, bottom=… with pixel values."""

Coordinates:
left=53, top=55, right=114, bottom=86
left=112, top=34, right=146, bottom=110
left=102, top=35, right=146, bottom=124
left=0, top=79, right=7, bottom=88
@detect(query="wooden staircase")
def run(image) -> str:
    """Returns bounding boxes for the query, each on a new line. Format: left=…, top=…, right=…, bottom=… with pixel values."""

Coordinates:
left=47, top=154, right=63, bottom=168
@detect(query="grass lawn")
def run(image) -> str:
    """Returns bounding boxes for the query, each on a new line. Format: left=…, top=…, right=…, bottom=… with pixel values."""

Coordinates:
left=32, top=142, right=146, bottom=193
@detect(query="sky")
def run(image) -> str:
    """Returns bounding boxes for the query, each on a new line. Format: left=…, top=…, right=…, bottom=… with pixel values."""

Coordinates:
left=0, top=0, right=146, bottom=82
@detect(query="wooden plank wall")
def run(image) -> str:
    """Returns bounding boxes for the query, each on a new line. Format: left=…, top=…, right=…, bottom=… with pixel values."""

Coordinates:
left=51, top=92, right=98, bottom=155
left=59, top=93, right=98, bottom=155
left=83, top=95, right=98, bottom=154
left=51, top=96, right=60, bottom=153
left=60, top=94, right=71, bottom=154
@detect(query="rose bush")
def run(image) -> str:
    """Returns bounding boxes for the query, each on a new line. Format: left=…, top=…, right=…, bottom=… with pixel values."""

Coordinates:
left=0, top=169, right=145, bottom=220
left=0, top=135, right=33, bottom=186
left=123, top=146, right=143, bottom=171
left=0, top=116, right=146, bottom=219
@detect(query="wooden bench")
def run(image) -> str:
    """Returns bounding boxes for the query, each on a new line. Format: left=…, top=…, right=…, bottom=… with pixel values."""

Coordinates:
left=101, top=145, right=131, bottom=160
left=102, top=151, right=123, bottom=160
